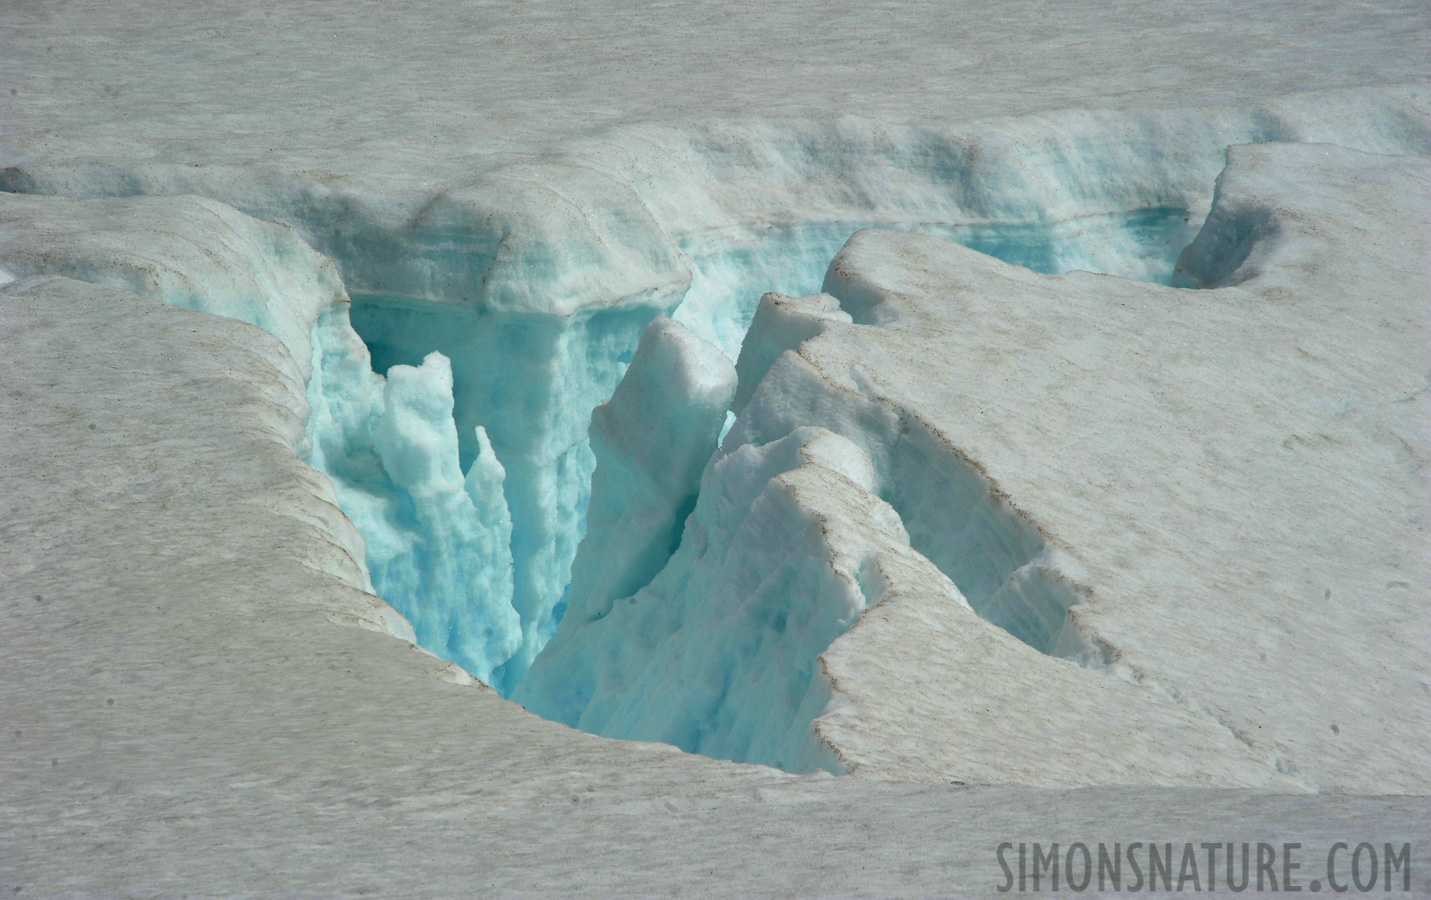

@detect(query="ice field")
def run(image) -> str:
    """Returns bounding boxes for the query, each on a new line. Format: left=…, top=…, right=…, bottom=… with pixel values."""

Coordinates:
left=2, top=1, right=1430, bottom=896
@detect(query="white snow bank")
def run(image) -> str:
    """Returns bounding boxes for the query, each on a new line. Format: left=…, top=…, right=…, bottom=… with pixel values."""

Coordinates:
left=7, top=87, right=1429, bottom=320
left=0, top=192, right=345, bottom=388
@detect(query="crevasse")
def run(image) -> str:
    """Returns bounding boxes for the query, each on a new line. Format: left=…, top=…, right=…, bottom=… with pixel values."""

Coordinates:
left=306, top=208, right=1198, bottom=756
left=6, top=94, right=1427, bottom=775
left=20, top=97, right=1402, bottom=772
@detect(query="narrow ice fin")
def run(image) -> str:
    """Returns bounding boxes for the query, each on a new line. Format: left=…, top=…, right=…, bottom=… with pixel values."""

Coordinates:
left=465, top=426, right=514, bottom=559
left=374, top=354, right=469, bottom=497
left=368, top=353, right=521, bottom=685
left=572, top=317, right=737, bottom=623
left=733, top=292, right=852, bottom=413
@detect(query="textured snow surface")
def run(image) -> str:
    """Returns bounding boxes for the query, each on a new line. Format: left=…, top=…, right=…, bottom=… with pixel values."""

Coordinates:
left=3, top=0, right=1431, bottom=895
left=5, top=273, right=1428, bottom=898
left=710, top=143, right=1431, bottom=789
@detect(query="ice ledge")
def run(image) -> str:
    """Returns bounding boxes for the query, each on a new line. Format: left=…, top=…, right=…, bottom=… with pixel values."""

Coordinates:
left=5, top=85, right=1428, bottom=322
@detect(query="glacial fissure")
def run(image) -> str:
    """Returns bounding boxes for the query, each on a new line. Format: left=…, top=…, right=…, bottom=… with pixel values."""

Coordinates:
left=4, top=118, right=1290, bottom=772
left=320, top=211, right=1198, bottom=767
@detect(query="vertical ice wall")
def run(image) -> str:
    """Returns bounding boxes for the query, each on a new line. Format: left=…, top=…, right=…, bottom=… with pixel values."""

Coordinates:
left=371, top=358, right=519, bottom=684
left=343, top=298, right=687, bottom=692
left=559, top=318, right=737, bottom=639
left=515, top=318, right=736, bottom=725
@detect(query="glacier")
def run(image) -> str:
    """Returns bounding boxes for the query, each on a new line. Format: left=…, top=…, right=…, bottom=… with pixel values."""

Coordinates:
left=295, top=95, right=1430, bottom=776
left=313, top=200, right=1206, bottom=752
left=5, top=91, right=1429, bottom=780
left=3, top=1, right=1431, bottom=895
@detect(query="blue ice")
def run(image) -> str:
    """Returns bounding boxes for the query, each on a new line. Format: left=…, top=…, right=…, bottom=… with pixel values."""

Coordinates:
left=298, top=207, right=1198, bottom=764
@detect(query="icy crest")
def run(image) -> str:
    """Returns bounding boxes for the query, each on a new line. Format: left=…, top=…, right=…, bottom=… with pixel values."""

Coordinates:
left=521, top=425, right=907, bottom=772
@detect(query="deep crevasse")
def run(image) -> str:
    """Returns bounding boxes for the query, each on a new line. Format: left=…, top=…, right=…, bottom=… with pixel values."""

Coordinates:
left=302, top=208, right=1201, bottom=747
left=7, top=92, right=1429, bottom=776
left=281, top=95, right=1431, bottom=771
left=304, top=307, right=518, bottom=684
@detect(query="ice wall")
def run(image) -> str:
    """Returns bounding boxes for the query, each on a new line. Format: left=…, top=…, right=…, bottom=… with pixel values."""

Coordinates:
left=304, top=305, right=535, bottom=685
left=514, top=318, right=736, bottom=725
left=670, top=210, right=1200, bottom=361
left=558, top=319, right=736, bottom=641
left=344, top=295, right=689, bottom=691
left=371, top=358, right=518, bottom=684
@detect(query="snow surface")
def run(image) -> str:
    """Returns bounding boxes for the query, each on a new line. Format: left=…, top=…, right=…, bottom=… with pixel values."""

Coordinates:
left=2, top=0, right=1431, bottom=895
left=712, top=142, right=1431, bottom=789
